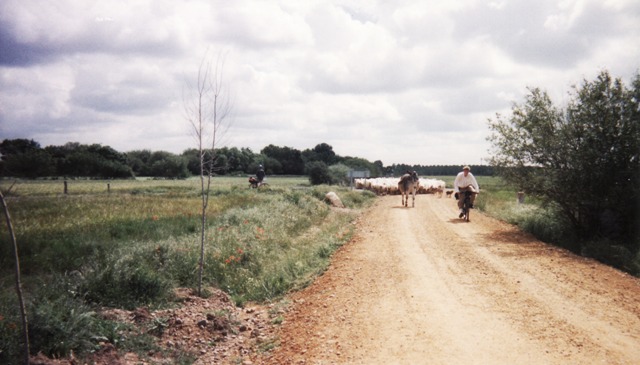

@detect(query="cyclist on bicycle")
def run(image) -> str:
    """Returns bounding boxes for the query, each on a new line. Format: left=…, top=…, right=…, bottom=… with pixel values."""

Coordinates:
left=454, top=165, right=480, bottom=218
left=256, top=164, right=266, bottom=183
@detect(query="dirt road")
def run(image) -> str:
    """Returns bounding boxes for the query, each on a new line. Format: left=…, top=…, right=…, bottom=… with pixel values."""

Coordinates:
left=254, top=194, right=640, bottom=365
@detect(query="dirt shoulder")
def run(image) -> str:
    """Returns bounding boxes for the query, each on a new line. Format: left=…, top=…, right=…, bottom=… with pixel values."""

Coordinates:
left=252, top=194, right=640, bottom=365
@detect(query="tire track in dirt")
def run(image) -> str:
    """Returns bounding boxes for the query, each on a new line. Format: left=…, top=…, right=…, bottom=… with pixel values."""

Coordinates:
left=253, top=195, right=640, bottom=365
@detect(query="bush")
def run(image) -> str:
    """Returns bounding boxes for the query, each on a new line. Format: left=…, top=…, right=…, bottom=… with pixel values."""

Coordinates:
left=328, top=163, right=350, bottom=185
left=517, top=206, right=579, bottom=252
left=306, top=161, right=331, bottom=185
left=488, top=71, right=640, bottom=242
left=335, top=189, right=376, bottom=208
left=0, top=274, right=124, bottom=363
left=81, top=255, right=173, bottom=310
left=582, top=239, right=640, bottom=275
left=28, top=294, right=100, bottom=358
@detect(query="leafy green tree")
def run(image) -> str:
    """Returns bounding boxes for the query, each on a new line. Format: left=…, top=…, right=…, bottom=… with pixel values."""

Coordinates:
left=127, top=149, right=154, bottom=176
left=303, top=143, right=338, bottom=165
left=43, top=142, right=132, bottom=178
left=182, top=148, right=219, bottom=175
left=183, top=147, right=255, bottom=176
left=141, top=151, right=187, bottom=178
left=181, top=148, right=199, bottom=175
left=306, top=161, right=331, bottom=185
left=261, top=144, right=305, bottom=174
left=1, top=139, right=54, bottom=178
left=215, top=146, right=256, bottom=174
left=0, top=139, right=40, bottom=155
left=487, top=70, right=640, bottom=241
left=250, top=156, right=280, bottom=176
left=237, top=147, right=257, bottom=173
left=84, top=144, right=131, bottom=178
left=328, top=163, right=350, bottom=185
left=87, top=144, right=127, bottom=165
left=340, top=156, right=380, bottom=177
left=1, top=149, right=54, bottom=178
left=373, top=160, right=384, bottom=177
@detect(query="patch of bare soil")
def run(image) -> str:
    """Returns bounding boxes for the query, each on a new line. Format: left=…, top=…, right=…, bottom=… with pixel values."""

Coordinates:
left=32, top=194, right=640, bottom=364
left=30, top=288, right=282, bottom=365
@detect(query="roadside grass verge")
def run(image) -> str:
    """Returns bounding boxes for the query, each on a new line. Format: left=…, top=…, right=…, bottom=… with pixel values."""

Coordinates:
left=433, top=175, right=581, bottom=249
left=449, top=176, right=639, bottom=276
left=3, top=174, right=636, bottom=363
left=0, top=177, right=373, bottom=363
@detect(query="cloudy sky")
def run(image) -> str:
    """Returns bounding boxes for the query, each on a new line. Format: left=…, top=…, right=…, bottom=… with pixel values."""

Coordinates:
left=1, top=0, right=638, bottom=166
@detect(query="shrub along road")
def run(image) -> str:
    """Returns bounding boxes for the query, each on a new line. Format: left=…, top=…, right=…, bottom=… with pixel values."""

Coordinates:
left=252, top=194, right=640, bottom=364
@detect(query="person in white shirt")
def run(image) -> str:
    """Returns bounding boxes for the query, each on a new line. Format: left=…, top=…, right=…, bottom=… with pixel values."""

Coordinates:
left=453, top=165, right=480, bottom=218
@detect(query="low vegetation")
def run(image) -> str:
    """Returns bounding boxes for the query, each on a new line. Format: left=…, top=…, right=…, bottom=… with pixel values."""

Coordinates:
left=0, top=177, right=375, bottom=363
left=469, top=176, right=640, bottom=275
left=2, top=172, right=638, bottom=363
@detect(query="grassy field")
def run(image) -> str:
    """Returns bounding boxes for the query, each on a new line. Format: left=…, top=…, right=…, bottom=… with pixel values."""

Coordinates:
left=1, top=175, right=635, bottom=362
left=0, top=176, right=375, bottom=362
left=0, top=174, right=559, bottom=287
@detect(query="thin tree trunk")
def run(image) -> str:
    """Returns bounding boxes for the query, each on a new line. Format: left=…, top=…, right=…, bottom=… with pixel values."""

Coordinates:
left=198, top=175, right=205, bottom=296
left=198, top=153, right=214, bottom=296
left=0, top=189, right=30, bottom=365
left=198, top=167, right=208, bottom=296
left=189, top=52, right=231, bottom=297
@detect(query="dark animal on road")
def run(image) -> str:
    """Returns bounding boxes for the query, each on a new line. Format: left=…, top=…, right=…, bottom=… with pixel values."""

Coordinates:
left=398, top=171, right=420, bottom=207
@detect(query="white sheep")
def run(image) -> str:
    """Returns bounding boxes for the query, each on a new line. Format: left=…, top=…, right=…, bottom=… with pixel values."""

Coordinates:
left=354, top=177, right=446, bottom=196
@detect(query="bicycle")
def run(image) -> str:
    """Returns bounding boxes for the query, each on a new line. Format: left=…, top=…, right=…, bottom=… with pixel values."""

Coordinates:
left=248, top=176, right=269, bottom=189
left=461, top=190, right=473, bottom=222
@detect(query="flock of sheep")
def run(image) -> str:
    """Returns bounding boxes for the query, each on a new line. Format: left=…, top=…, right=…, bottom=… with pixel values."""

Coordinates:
left=353, top=177, right=447, bottom=197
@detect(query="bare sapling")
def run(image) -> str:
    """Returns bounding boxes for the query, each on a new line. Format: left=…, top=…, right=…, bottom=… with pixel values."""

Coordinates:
left=185, top=52, right=232, bottom=296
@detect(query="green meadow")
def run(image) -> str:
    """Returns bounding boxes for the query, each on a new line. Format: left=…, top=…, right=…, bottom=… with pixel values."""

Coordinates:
left=1, top=175, right=636, bottom=362
left=0, top=176, right=375, bottom=362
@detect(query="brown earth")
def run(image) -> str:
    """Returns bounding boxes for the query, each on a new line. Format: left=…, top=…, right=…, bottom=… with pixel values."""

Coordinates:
left=251, top=194, right=640, bottom=365
left=31, top=194, right=640, bottom=364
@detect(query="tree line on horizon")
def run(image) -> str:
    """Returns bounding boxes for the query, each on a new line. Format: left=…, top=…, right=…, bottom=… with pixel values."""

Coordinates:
left=0, top=139, right=492, bottom=181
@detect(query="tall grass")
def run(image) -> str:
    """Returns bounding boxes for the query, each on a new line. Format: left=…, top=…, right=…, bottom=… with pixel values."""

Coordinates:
left=448, top=175, right=639, bottom=274
left=0, top=177, right=373, bottom=363
left=4, top=174, right=635, bottom=363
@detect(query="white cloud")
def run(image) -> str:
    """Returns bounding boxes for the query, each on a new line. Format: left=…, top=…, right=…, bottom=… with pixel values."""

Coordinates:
left=1, top=0, right=638, bottom=166
left=211, top=2, right=314, bottom=49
